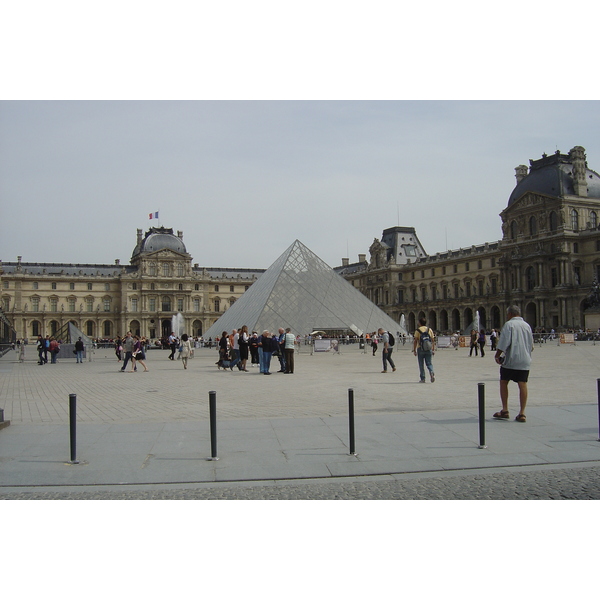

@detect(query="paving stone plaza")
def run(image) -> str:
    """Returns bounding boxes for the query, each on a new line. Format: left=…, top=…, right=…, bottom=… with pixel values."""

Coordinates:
left=1, top=338, right=600, bottom=499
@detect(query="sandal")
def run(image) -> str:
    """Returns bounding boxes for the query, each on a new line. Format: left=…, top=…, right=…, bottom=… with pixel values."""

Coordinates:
left=515, top=414, right=526, bottom=423
left=493, top=410, right=510, bottom=419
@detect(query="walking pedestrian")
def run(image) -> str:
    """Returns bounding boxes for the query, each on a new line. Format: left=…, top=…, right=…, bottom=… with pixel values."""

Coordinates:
left=413, top=318, right=435, bottom=383
left=478, top=329, right=486, bottom=357
left=120, top=332, right=135, bottom=372
left=371, top=333, right=378, bottom=356
left=179, top=333, right=192, bottom=370
left=130, top=335, right=148, bottom=372
left=378, top=328, right=396, bottom=373
left=493, top=305, right=533, bottom=423
left=168, top=332, right=178, bottom=360
left=469, top=329, right=478, bottom=356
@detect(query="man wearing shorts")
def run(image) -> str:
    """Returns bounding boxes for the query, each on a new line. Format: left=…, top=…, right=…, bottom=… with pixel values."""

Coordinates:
left=493, top=305, right=533, bottom=423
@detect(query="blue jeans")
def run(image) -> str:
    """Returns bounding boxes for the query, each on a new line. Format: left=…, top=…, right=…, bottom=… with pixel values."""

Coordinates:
left=260, top=350, right=272, bottom=373
left=76, top=350, right=84, bottom=363
left=382, top=348, right=395, bottom=371
left=417, top=349, right=434, bottom=381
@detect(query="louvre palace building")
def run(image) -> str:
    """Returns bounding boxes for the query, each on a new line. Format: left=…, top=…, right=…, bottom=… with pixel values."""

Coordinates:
left=334, top=145, right=600, bottom=334
left=2, top=145, right=600, bottom=343
left=0, top=227, right=264, bottom=342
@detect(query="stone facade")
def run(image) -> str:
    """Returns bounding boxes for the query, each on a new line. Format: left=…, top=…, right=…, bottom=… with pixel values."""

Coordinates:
left=335, top=146, right=600, bottom=333
left=0, top=227, right=264, bottom=342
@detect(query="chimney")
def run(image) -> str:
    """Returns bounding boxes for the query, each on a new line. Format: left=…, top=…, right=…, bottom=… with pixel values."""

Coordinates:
left=115, top=259, right=120, bottom=265
left=136, top=229, right=143, bottom=244
left=515, top=165, right=528, bottom=184
left=342, top=258, right=349, bottom=266
left=570, top=146, right=588, bottom=197
left=177, top=230, right=183, bottom=239
left=358, top=254, right=366, bottom=263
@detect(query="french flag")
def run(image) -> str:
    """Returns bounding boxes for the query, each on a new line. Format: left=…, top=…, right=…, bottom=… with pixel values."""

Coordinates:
left=149, top=211, right=159, bottom=220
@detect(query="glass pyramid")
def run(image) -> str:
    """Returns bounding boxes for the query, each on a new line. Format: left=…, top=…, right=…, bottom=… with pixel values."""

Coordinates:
left=203, top=240, right=405, bottom=338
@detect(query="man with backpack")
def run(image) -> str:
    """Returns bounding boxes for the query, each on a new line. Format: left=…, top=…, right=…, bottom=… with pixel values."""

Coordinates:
left=412, top=318, right=435, bottom=383
left=378, top=327, right=396, bottom=373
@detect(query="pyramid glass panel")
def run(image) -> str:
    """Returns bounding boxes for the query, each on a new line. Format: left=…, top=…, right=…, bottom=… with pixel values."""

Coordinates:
left=204, top=240, right=404, bottom=339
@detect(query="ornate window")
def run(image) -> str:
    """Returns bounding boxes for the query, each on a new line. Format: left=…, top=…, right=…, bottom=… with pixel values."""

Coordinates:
left=131, top=298, right=138, bottom=312
left=214, top=299, right=220, bottom=312
left=529, top=216, right=537, bottom=235
left=590, top=211, right=598, bottom=228
left=571, top=209, right=579, bottom=231
left=162, top=296, right=171, bottom=312
left=177, top=299, right=183, bottom=311
left=149, top=298, right=156, bottom=312
left=510, top=220, right=517, bottom=239
left=87, top=299, right=94, bottom=312
left=193, top=299, right=200, bottom=312
left=68, top=298, right=76, bottom=312
left=549, top=211, right=558, bottom=231
left=149, top=263, right=157, bottom=277
left=177, top=264, right=184, bottom=277
left=526, top=267, right=535, bottom=291
left=104, top=299, right=111, bottom=312
left=50, top=298, right=58, bottom=311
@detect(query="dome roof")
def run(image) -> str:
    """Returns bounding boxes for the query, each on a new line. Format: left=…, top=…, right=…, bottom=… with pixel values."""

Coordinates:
left=132, top=227, right=187, bottom=259
left=508, top=149, right=600, bottom=206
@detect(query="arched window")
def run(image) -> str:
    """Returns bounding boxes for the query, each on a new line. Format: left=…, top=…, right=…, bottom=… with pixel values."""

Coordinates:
left=177, top=264, right=184, bottom=277
left=549, top=211, right=558, bottom=231
left=526, top=266, right=536, bottom=291
left=529, top=216, right=537, bottom=235
left=510, top=220, right=518, bottom=240
left=571, top=209, right=579, bottom=231
left=590, top=211, right=598, bottom=229
left=149, top=263, right=157, bottom=276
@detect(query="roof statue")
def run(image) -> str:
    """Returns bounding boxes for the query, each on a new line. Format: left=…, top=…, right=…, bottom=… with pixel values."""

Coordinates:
left=203, top=240, right=404, bottom=339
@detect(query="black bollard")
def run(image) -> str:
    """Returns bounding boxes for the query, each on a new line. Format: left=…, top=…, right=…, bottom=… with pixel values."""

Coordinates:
left=209, top=390, right=219, bottom=460
left=69, top=393, right=79, bottom=464
left=597, top=379, right=600, bottom=442
left=348, top=388, right=357, bottom=456
left=478, top=383, right=487, bottom=449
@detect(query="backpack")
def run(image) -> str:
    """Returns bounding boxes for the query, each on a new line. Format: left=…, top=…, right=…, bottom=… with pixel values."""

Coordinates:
left=419, top=327, right=433, bottom=352
left=387, top=331, right=395, bottom=347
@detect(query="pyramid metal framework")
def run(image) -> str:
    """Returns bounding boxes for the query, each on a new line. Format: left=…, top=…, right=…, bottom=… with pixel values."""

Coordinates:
left=203, top=240, right=405, bottom=339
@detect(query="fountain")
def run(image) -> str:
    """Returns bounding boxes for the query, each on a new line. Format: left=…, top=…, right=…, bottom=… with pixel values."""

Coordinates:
left=172, top=312, right=185, bottom=337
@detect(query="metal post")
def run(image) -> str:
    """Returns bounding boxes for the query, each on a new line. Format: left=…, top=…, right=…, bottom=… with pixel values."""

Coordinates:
left=597, top=379, right=600, bottom=442
left=348, top=388, right=357, bottom=456
left=69, top=393, right=79, bottom=464
left=208, top=390, right=219, bottom=460
left=478, top=383, right=487, bottom=449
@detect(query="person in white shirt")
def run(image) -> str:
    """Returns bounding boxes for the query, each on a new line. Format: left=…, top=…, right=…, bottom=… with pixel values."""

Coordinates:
left=493, top=305, right=534, bottom=423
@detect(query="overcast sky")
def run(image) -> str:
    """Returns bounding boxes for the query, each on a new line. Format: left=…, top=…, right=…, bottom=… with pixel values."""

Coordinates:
left=1, top=5, right=599, bottom=274
left=2, top=100, right=599, bottom=270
